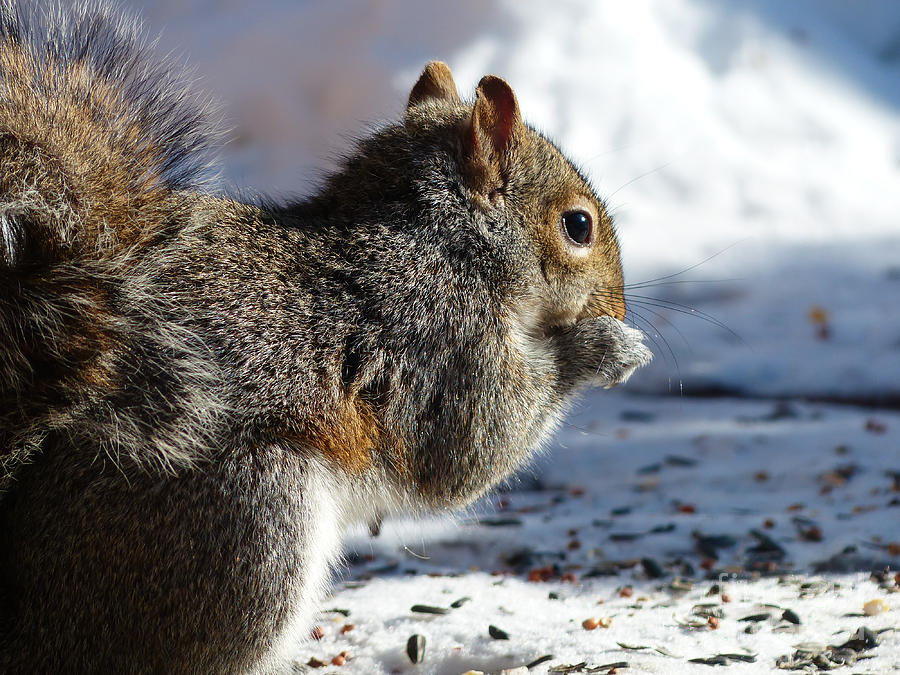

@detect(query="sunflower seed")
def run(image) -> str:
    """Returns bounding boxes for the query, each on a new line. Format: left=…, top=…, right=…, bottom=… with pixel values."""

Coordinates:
left=738, top=612, right=771, bottom=622
left=411, top=604, right=449, bottom=615
left=489, top=624, right=510, bottom=640
left=406, top=634, right=426, bottom=663
left=525, top=654, right=554, bottom=669
left=781, top=609, right=801, bottom=624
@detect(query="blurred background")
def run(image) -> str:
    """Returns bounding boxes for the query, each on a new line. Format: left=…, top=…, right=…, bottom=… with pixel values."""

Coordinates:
left=125, top=0, right=900, bottom=407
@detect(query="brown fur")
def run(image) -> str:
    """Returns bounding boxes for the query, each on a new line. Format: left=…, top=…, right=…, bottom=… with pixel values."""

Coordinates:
left=285, top=396, right=382, bottom=474
left=0, top=43, right=177, bottom=254
left=407, top=60, right=460, bottom=108
left=0, top=2, right=652, bottom=669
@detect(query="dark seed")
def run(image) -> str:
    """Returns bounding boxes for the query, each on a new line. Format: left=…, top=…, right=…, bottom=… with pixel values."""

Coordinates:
left=792, top=516, right=823, bottom=541
left=583, top=567, right=618, bottom=578
left=610, top=532, right=643, bottom=542
left=744, top=623, right=761, bottom=634
left=641, top=557, right=666, bottom=579
left=596, top=661, right=629, bottom=670
left=637, top=462, right=662, bottom=475
left=620, top=409, right=655, bottom=422
left=583, top=560, right=631, bottom=577
left=695, top=542, right=720, bottom=559
left=665, top=454, right=698, bottom=467
left=549, top=662, right=586, bottom=674
left=719, top=653, right=757, bottom=663
left=704, top=533, right=738, bottom=548
left=738, top=612, right=771, bottom=622
left=449, top=596, right=471, bottom=609
left=477, top=517, right=523, bottom=527
left=526, top=654, right=554, bottom=669
left=411, top=604, right=449, bottom=615
left=748, top=401, right=799, bottom=421
left=406, top=634, right=426, bottom=663
left=501, top=548, right=535, bottom=569
left=781, top=608, right=801, bottom=624
left=489, top=624, right=510, bottom=640
left=838, top=626, right=880, bottom=651
left=695, top=537, right=738, bottom=561
left=689, top=653, right=755, bottom=666
left=688, top=655, right=731, bottom=666
left=747, top=530, right=786, bottom=561
left=694, top=534, right=738, bottom=558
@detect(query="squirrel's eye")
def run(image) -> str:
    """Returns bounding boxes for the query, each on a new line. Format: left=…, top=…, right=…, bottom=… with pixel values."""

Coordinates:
left=561, top=210, right=592, bottom=246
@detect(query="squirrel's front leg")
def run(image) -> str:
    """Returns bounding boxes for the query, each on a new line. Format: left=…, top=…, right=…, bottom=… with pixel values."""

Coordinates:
left=551, top=316, right=652, bottom=391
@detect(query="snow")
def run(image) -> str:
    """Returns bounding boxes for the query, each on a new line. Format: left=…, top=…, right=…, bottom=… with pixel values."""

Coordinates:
left=123, top=0, right=900, bottom=671
left=317, top=395, right=900, bottom=673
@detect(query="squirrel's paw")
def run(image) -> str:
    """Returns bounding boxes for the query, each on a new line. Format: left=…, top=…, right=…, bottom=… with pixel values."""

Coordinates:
left=594, top=316, right=653, bottom=388
left=556, top=315, right=652, bottom=389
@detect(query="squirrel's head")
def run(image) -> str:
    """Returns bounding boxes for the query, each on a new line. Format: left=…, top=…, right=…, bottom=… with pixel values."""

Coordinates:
left=405, top=61, right=626, bottom=328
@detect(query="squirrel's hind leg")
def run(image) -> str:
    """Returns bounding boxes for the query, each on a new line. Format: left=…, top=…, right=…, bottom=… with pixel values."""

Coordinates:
left=0, top=436, right=338, bottom=673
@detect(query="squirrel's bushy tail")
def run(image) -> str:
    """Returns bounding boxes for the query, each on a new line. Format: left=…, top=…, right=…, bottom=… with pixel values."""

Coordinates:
left=0, top=0, right=224, bottom=490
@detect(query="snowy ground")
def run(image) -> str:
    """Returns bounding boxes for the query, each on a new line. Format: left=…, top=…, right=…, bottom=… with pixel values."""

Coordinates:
left=123, top=1, right=900, bottom=672
left=316, top=394, right=900, bottom=673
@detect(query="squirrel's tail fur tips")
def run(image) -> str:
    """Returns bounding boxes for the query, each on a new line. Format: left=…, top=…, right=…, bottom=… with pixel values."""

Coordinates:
left=0, top=0, right=224, bottom=490
left=0, top=0, right=222, bottom=249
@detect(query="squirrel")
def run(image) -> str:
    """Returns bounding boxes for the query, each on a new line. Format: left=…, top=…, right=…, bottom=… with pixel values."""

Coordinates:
left=0, top=1, right=651, bottom=672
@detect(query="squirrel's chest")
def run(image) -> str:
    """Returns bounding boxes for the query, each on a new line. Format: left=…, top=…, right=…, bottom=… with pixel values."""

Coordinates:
left=262, top=459, right=346, bottom=669
left=264, top=458, right=399, bottom=669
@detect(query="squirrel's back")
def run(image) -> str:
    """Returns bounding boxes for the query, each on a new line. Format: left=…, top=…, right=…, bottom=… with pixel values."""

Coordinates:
left=0, top=0, right=225, bottom=489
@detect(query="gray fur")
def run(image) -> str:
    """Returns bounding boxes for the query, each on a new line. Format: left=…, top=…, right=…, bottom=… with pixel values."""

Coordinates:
left=0, top=0, right=226, bottom=489
left=0, top=0, right=222, bottom=190
left=0, top=3, right=650, bottom=672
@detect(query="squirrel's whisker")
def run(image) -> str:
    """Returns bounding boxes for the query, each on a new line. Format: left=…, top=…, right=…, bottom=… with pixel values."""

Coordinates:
left=624, top=295, right=745, bottom=346
left=624, top=307, right=679, bottom=376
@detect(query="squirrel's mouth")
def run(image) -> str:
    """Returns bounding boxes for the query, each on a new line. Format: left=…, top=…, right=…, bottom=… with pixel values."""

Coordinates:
left=541, top=294, right=618, bottom=337
left=577, top=289, right=626, bottom=322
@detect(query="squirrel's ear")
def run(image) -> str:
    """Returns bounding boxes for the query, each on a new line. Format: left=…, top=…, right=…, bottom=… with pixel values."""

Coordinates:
left=408, top=61, right=461, bottom=109
left=466, top=75, right=524, bottom=185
